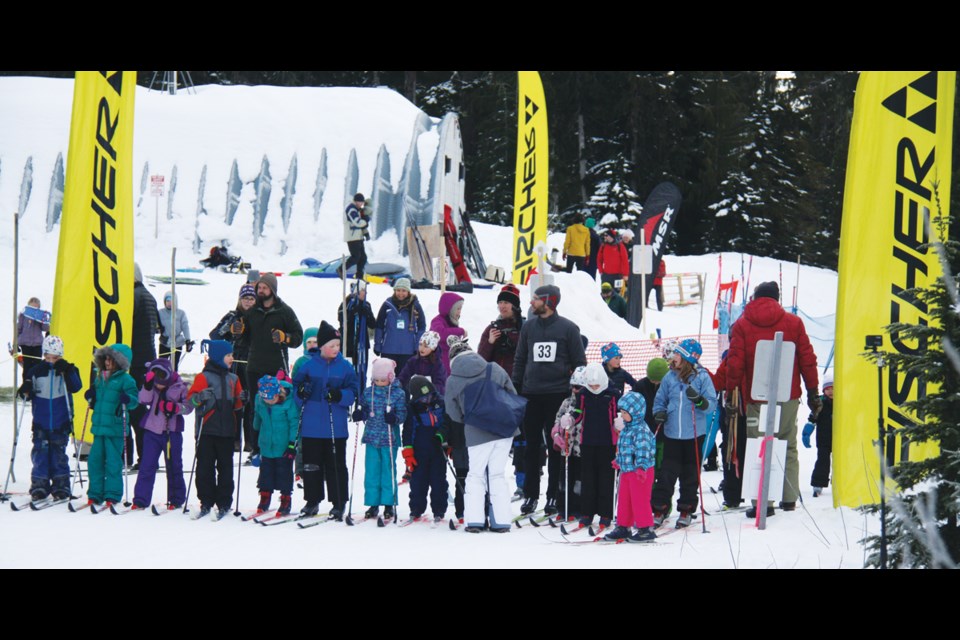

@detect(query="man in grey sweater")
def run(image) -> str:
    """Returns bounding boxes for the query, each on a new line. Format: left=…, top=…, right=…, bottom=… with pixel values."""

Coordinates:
left=512, top=285, right=587, bottom=515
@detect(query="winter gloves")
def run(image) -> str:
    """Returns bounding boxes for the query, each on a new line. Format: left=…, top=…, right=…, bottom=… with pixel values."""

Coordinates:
left=802, top=422, right=815, bottom=448
left=53, top=359, right=76, bottom=377
left=654, top=411, right=667, bottom=426
left=283, top=442, right=297, bottom=461
left=84, top=388, right=96, bottom=409
left=297, top=382, right=313, bottom=400
left=807, top=390, right=822, bottom=418
left=351, top=408, right=365, bottom=422
left=384, top=407, right=398, bottom=425
left=685, top=385, right=707, bottom=409
left=230, top=319, right=245, bottom=336
left=402, top=446, right=417, bottom=470
left=326, top=388, right=342, bottom=404
left=185, top=340, right=195, bottom=353
left=16, top=380, right=32, bottom=400
left=271, top=329, right=290, bottom=344
left=613, top=416, right=626, bottom=432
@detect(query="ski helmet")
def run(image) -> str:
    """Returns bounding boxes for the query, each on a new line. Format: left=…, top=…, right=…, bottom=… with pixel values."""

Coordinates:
left=42, top=335, right=64, bottom=357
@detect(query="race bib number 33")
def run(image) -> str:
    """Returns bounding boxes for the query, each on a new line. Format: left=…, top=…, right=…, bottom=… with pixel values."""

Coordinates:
left=533, top=342, right=557, bottom=362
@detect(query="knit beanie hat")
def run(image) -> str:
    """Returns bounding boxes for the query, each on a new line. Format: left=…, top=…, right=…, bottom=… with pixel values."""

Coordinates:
left=393, top=277, right=411, bottom=292
left=534, top=284, right=561, bottom=310
left=447, top=335, right=472, bottom=361
left=316, top=321, right=340, bottom=349
left=239, top=283, right=256, bottom=299
left=601, top=342, right=622, bottom=364
left=257, top=272, right=279, bottom=296
left=408, top=375, right=437, bottom=404
left=371, top=357, right=397, bottom=383
left=646, top=357, right=669, bottom=382
left=258, top=375, right=281, bottom=400
left=42, top=335, right=64, bottom=357
left=601, top=282, right=613, bottom=293
left=822, top=372, right=833, bottom=391
left=201, top=339, right=233, bottom=369
left=497, top=284, right=521, bottom=309
left=754, top=281, right=779, bottom=301
left=584, top=217, right=596, bottom=229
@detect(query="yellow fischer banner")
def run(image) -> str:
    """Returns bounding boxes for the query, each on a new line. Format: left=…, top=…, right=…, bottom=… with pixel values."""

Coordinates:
left=52, top=71, right=137, bottom=443
left=512, top=71, right=548, bottom=285
left=834, top=71, right=954, bottom=508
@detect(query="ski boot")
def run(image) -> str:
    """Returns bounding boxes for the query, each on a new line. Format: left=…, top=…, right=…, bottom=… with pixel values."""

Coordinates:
left=675, top=511, right=693, bottom=528
left=544, top=498, right=558, bottom=516
left=779, top=501, right=797, bottom=511
left=365, top=506, right=379, bottom=519
left=652, top=505, right=671, bottom=527
left=628, top=527, right=658, bottom=543
left=257, top=491, right=271, bottom=513
left=604, top=525, right=633, bottom=541
left=812, top=487, right=824, bottom=498
left=746, top=504, right=776, bottom=518
left=277, top=495, right=292, bottom=516
left=329, top=506, right=344, bottom=522
left=520, top=497, right=538, bottom=515
left=131, top=502, right=147, bottom=511
left=383, top=505, right=395, bottom=521
left=300, top=502, right=320, bottom=517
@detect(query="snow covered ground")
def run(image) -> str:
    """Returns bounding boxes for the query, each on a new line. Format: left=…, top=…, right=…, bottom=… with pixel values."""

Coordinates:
left=0, top=77, right=872, bottom=568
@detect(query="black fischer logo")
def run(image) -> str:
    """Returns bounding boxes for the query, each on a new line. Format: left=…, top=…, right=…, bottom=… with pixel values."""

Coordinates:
left=881, top=71, right=938, bottom=134
left=91, top=71, right=126, bottom=345
left=515, top=92, right=539, bottom=283
left=524, top=96, right=539, bottom=124
left=883, top=71, right=941, bottom=465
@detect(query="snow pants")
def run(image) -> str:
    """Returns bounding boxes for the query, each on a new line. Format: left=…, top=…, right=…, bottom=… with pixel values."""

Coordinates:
left=746, top=400, right=800, bottom=503
left=811, top=419, right=833, bottom=489
left=651, top=435, right=705, bottom=513
left=133, top=430, right=186, bottom=507
left=301, top=437, right=347, bottom=509
left=522, top=392, right=567, bottom=503
left=465, top=436, right=512, bottom=530
left=408, top=443, right=448, bottom=518
left=196, top=434, right=234, bottom=510
left=580, top=444, right=616, bottom=522
left=258, top=456, right=294, bottom=495
left=364, top=444, right=399, bottom=507
left=30, top=426, right=71, bottom=497
left=617, top=467, right=655, bottom=528
left=88, top=435, right=124, bottom=503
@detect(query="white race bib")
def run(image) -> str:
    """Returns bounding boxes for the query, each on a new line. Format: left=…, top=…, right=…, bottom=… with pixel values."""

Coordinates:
left=396, top=319, right=405, bottom=330
left=532, top=341, right=557, bottom=362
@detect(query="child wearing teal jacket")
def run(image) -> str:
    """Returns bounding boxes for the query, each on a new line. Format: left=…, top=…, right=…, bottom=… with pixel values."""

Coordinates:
left=358, top=358, right=407, bottom=521
left=83, top=344, right=139, bottom=507
left=253, top=375, right=300, bottom=516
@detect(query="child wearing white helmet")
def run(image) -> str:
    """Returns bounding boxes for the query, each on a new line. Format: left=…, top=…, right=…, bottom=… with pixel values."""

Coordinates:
left=16, top=335, right=83, bottom=502
left=396, top=330, right=447, bottom=397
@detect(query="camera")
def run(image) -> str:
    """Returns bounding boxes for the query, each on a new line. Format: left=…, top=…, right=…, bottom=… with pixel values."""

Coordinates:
left=865, top=335, right=883, bottom=349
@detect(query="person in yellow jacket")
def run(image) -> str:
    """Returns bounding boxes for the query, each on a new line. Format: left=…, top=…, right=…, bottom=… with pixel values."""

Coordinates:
left=562, top=213, right=591, bottom=273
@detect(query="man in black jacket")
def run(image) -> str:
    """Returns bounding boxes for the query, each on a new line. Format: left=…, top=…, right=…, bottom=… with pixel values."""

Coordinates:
left=231, top=272, right=303, bottom=461
left=512, top=284, right=587, bottom=515
left=129, top=263, right=163, bottom=467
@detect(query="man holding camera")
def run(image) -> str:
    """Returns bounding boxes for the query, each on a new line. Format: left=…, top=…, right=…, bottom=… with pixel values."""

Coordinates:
left=724, top=281, right=819, bottom=517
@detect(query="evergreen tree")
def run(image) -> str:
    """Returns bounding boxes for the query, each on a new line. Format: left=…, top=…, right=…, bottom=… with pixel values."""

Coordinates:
left=584, top=152, right=643, bottom=230
left=864, top=213, right=960, bottom=568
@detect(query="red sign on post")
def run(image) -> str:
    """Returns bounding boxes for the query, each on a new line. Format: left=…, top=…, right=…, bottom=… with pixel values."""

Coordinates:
left=150, top=175, right=165, bottom=197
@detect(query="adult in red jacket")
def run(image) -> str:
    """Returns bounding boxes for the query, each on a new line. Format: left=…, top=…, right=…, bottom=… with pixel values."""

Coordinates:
left=596, top=230, right=629, bottom=290
left=724, top=281, right=819, bottom=516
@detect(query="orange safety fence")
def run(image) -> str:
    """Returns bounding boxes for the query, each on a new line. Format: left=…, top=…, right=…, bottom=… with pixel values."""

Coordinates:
left=586, top=334, right=723, bottom=378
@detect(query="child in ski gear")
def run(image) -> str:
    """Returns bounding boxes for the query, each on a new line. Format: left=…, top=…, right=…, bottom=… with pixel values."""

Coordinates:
left=15, top=297, right=49, bottom=374
left=16, top=335, right=82, bottom=501
left=374, top=278, right=425, bottom=372
left=84, top=344, right=139, bottom=506
left=292, top=321, right=359, bottom=520
left=403, top=376, right=449, bottom=520
left=132, top=358, right=192, bottom=509
left=572, top=362, right=619, bottom=529
left=188, top=340, right=243, bottom=518
left=359, top=358, right=407, bottom=520
left=291, top=327, right=319, bottom=379
left=397, top=330, right=447, bottom=396
left=552, top=366, right=586, bottom=520
left=444, top=336, right=518, bottom=532
left=601, top=342, right=640, bottom=397
left=651, top=339, right=716, bottom=527
left=600, top=282, right=628, bottom=319
left=805, top=372, right=833, bottom=497
left=429, top=291, right=466, bottom=375
left=158, top=291, right=193, bottom=370
left=605, top=391, right=657, bottom=542
left=253, top=375, right=299, bottom=515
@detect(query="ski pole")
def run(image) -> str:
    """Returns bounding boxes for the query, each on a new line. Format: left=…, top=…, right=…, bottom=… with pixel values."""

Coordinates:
left=183, top=410, right=206, bottom=514
left=328, top=398, right=344, bottom=519
left=690, top=387, right=707, bottom=534
left=344, top=410, right=364, bottom=525
left=1, top=397, right=27, bottom=501
left=563, top=428, right=570, bottom=523
left=69, top=406, right=91, bottom=500
left=122, top=405, right=132, bottom=507
left=233, top=395, right=246, bottom=516
left=385, top=383, right=398, bottom=524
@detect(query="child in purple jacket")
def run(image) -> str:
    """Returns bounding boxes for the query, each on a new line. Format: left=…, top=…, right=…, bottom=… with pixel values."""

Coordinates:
left=396, top=331, right=447, bottom=396
left=132, top=358, right=193, bottom=510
